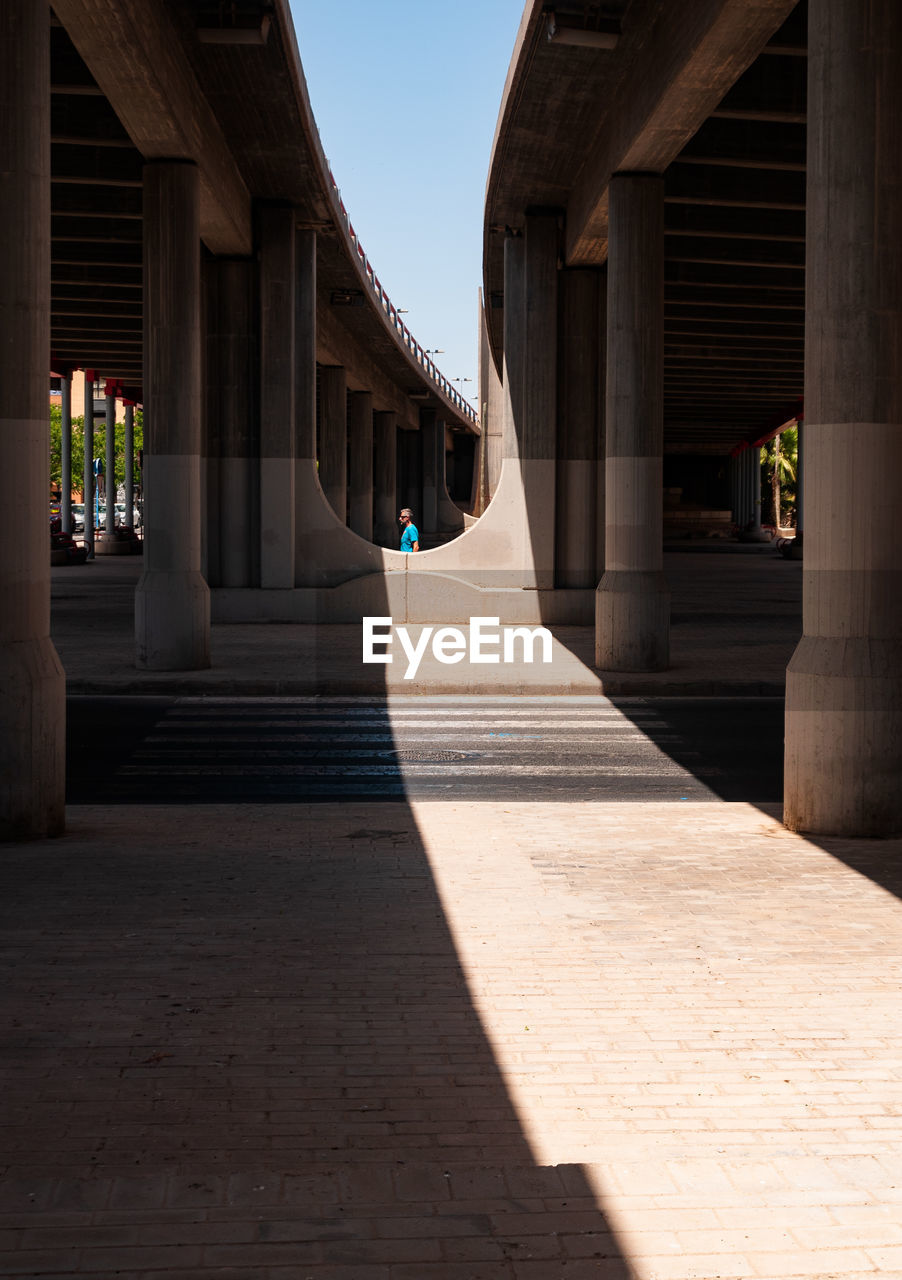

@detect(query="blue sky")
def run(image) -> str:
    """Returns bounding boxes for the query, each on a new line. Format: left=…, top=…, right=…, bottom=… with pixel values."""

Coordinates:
left=287, top=0, right=525, bottom=408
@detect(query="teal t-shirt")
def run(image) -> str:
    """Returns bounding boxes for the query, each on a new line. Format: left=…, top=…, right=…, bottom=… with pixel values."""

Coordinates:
left=400, top=522, right=419, bottom=552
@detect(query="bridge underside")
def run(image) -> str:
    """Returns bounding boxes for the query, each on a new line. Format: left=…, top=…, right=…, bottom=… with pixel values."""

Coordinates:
left=479, top=0, right=902, bottom=837
left=3, top=0, right=902, bottom=840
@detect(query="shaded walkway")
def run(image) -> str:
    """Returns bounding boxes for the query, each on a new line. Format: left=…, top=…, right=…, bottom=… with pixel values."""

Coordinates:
left=3, top=800, right=902, bottom=1277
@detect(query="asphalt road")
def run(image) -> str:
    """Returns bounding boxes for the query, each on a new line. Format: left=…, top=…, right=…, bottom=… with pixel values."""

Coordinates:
left=66, top=695, right=785, bottom=805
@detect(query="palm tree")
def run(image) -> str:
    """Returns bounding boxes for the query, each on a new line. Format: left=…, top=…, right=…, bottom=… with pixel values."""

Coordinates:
left=761, top=424, right=798, bottom=529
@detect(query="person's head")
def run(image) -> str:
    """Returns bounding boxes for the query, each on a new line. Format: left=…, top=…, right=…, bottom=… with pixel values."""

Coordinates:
left=399, top=508, right=414, bottom=526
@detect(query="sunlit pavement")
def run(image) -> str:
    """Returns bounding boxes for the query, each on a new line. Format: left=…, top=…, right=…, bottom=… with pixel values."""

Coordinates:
left=3, top=799, right=902, bottom=1278
left=8, top=548, right=900, bottom=1275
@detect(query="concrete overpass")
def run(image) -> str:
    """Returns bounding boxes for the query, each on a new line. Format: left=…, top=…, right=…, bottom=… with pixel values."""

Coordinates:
left=3, top=0, right=486, bottom=837
left=2, top=0, right=901, bottom=842
left=478, top=0, right=902, bottom=838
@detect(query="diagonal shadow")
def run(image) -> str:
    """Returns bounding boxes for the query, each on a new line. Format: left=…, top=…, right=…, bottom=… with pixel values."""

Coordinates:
left=21, top=571, right=633, bottom=1278
left=0, top=790, right=632, bottom=1276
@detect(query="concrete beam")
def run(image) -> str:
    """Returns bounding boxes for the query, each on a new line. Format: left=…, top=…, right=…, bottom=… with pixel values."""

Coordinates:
left=52, top=0, right=252, bottom=254
left=565, top=0, right=799, bottom=265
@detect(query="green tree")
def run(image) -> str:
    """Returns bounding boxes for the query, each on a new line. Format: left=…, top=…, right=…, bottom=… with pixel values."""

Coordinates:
left=50, top=405, right=143, bottom=499
left=760, top=424, right=798, bottom=528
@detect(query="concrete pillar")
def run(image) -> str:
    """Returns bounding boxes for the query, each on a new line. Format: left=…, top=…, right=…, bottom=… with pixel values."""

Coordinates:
left=96, top=387, right=118, bottom=550
left=201, top=257, right=220, bottom=587
left=753, top=447, right=763, bottom=535
left=420, top=407, right=440, bottom=537
left=124, top=404, right=135, bottom=528
left=136, top=161, right=210, bottom=670
left=478, top=288, right=504, bottom=502
left=295, top=230, right=317, bottom=464
left=259, top=205, right=296, bottom=588
left=398, top=427, right=422, bottom=525
left=373, top=411, right=397, bottom=547
left=521, top=214, right=559, bottom=587
left=595, top=267, right=608, bottom=584
left=522, top=214, right=558, bottom=462
left=435, top=418, right=465, bottom=534
left=501, top=234, right=525, bottom=462
left=556, top=268, right=603, bottom=588
left=596, top=173, right=669, bottom=670
left=0, top=0, right=65, bottom=838
left=83, top=370, right=95, bottom=558
left=319, top=366, right=347, bottom=523
left=60, top=373, right=73, bottom=535
left=209, top=258, right=256, bottom=587
left=105, top=390, right=116, bottom=530
left=59, top=373, right=71, bottom=532
left=785, top=0, right=902, bottom=836
left=348, top=390, right=374, bottom=540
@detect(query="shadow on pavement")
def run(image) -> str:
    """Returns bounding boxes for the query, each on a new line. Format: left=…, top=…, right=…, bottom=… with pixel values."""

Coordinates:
left=5, top=714, right=633, bottom=1277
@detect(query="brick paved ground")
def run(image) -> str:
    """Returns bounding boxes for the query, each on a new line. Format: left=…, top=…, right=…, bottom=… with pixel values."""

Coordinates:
left=3, top=800, right=902, bottom=1278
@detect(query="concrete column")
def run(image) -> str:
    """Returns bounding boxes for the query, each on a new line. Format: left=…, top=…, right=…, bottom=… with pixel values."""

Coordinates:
left=420, top=407, right=440, bottom=537
left=522, top=214, right=558, bottom=461
left=521, top=213, right=559, bottom=588
left=556, top=268, right=603, bottom=588
left=259, top=205, right=296, bottom=587
left=60, top=373, right=72, bottom=535
left=596, top=173, right=669, bottom=670
left=785, top=0, right=902, bottom=836
left=105, top=390, right=116, bottom=530
left=398, top=427, right=422, bottom=525
left=753, top=447, right=763, bottom=535
left=124, top=404, right=134, bottom=528
left=96, top=387, right=118, bottom=550
left=501, top=233, right=525, bottom=462
left=319, top=366, right=347, bottom=523
left=348, top=390, right=374, bottom=540
left=83, top=370, right=95, bottom=558
left=209, top=258, right=256, bottom=587
left=373, top=411, right=397, bottom=547
left=435, top=417, right=465, bottom=534
left=295, top=230, right=317, bottom=465
left=136, top=161, right=210, bottom=670
left=595, top=267, right=608, bottom=582
left=478, top=288, right=504, bottom=502
left=0, top=0, right=65, bottom=838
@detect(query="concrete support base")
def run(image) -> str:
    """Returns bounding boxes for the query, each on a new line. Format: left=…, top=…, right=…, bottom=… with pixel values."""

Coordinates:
left=785, top=638, right=902, bottom=836
left=595, top=570, right=670, bottom=671
left=212, top=581, right=593, bottom=625
left=135, top=570, right=210, bottom=670
left=95, top=534, right=134, bottom=556
left=0, top=637, right=65, bottom=839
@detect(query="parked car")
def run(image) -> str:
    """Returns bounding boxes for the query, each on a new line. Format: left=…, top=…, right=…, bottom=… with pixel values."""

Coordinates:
left=115, top=503, right=141, bottom=528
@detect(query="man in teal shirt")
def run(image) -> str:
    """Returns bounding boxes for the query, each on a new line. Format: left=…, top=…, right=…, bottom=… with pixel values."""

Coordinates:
left=399, top=508, right=419, bottom=552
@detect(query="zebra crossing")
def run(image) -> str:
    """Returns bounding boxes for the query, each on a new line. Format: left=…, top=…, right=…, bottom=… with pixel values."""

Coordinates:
left=68, top=695, right=726, bottom=803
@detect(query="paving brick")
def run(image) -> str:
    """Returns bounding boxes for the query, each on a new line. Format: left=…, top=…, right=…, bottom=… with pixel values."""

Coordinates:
left=4, top=796, right=902, bottom=1279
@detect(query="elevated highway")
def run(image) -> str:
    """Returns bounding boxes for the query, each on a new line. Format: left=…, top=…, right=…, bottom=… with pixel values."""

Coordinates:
left=477, top=0, right=902, bottom=837
left=3, top=0, right=902, bottom=841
